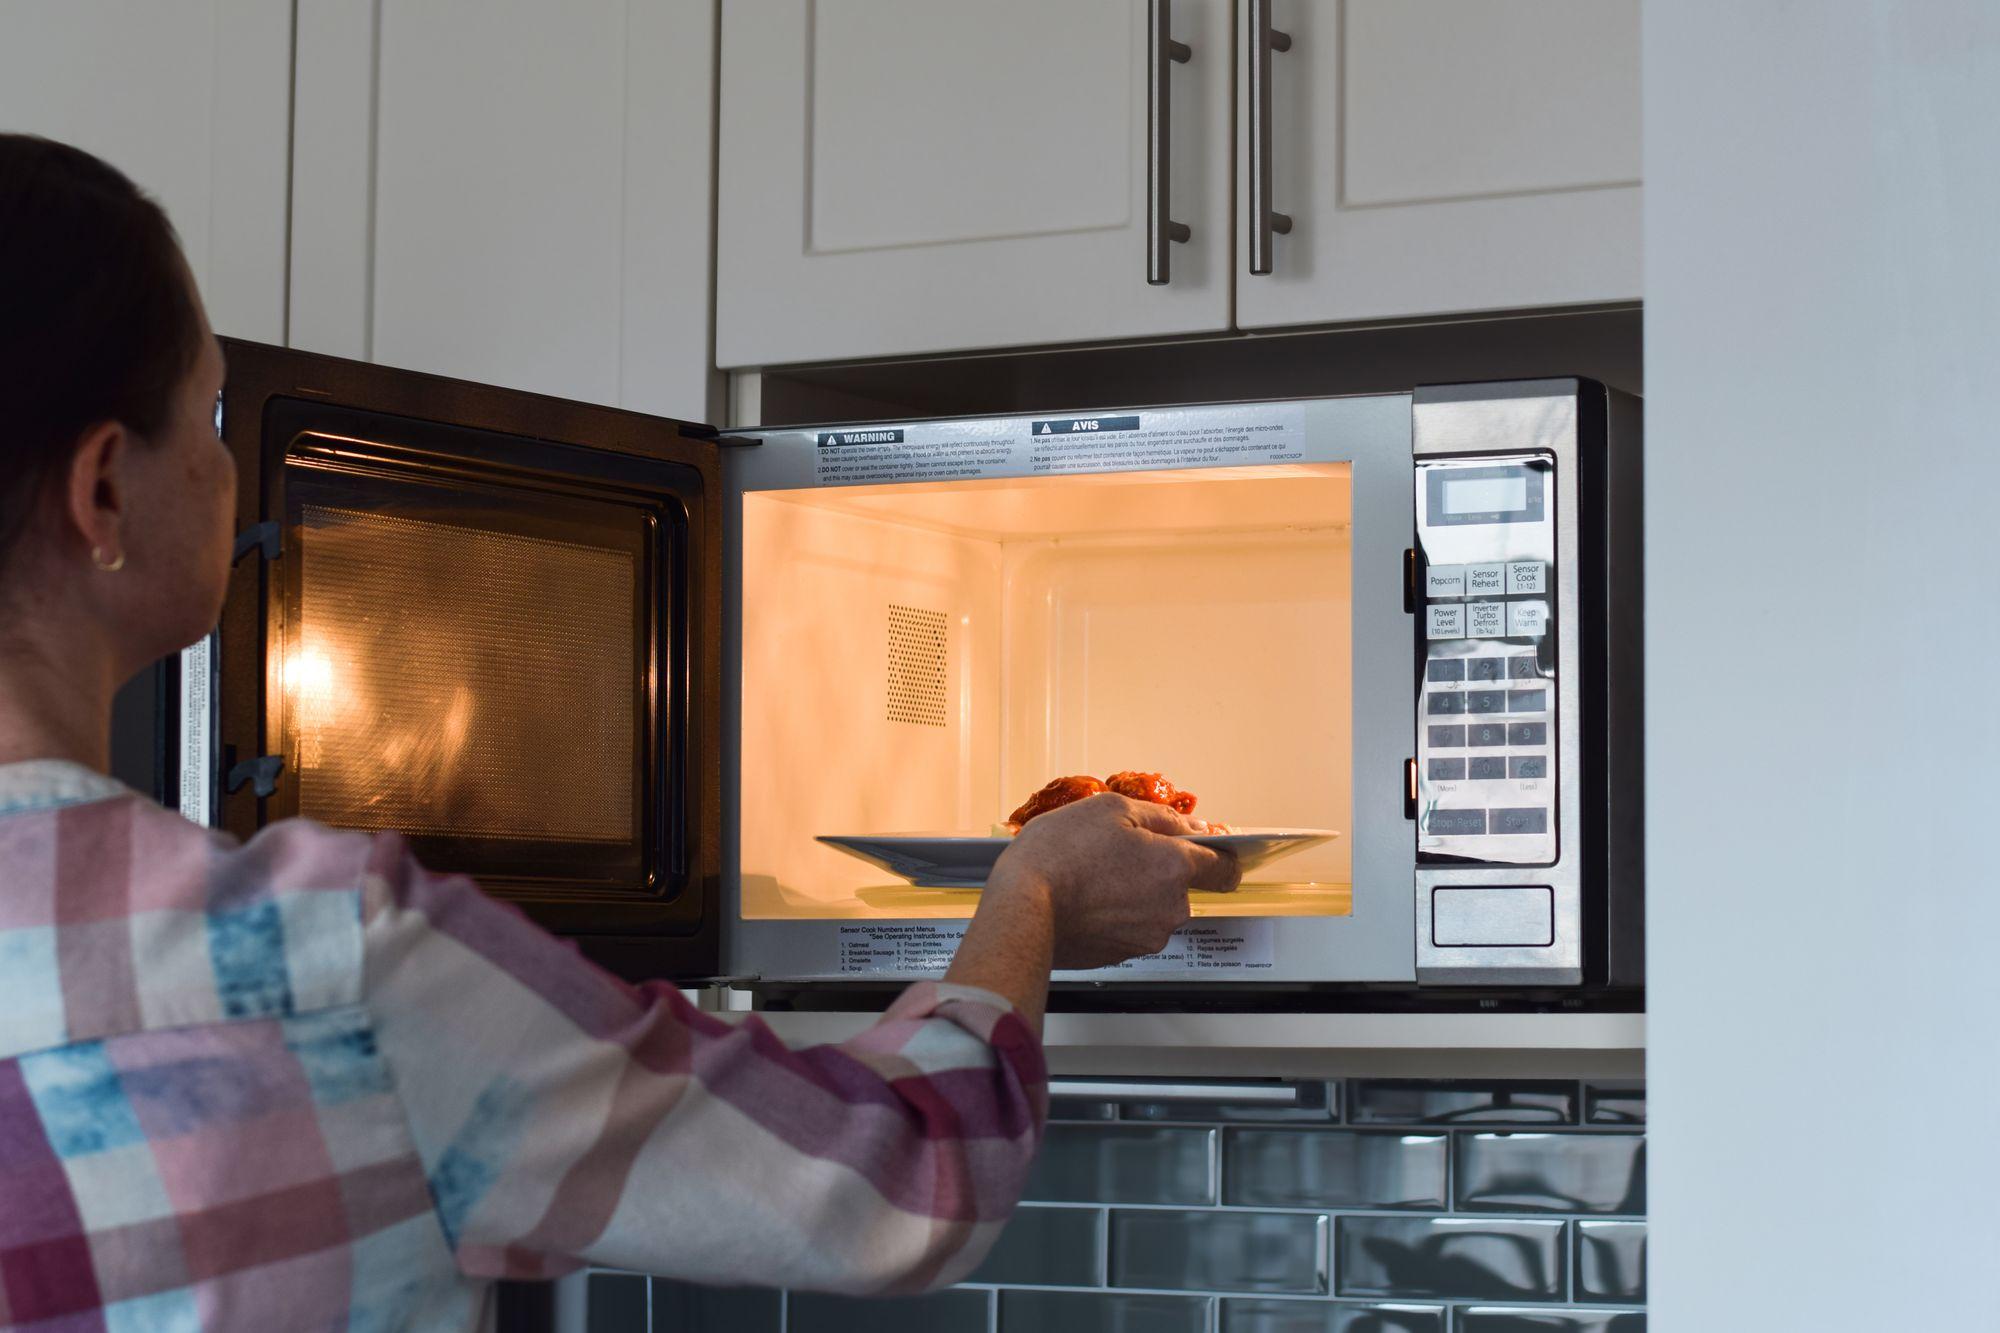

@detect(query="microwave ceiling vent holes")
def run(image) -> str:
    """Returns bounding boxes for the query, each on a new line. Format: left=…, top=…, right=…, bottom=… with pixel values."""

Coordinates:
left=886, top=603, right=950, bottom=727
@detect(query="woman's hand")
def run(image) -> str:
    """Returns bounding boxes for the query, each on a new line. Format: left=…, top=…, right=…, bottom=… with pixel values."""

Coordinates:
left=944, top=793, right=1240, bottom=1032
left=990, top=793, right=1240, bottom=970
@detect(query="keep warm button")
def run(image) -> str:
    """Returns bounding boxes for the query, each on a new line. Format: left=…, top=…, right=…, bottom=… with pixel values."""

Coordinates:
left=1507, top=600, right=1549, bottom=638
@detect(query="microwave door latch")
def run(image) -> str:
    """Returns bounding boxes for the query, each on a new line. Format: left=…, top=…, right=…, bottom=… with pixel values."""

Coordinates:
left=232, top=521, right=281, bottom=565
left=226, top=754, right=284, bottom=799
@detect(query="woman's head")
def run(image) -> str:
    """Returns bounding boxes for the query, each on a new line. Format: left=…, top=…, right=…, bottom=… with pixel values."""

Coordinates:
left=0, top=133, right=235, bottom=679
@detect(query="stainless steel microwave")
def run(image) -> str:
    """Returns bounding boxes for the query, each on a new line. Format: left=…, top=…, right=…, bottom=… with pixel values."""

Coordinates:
left=147, top=344, right=1639, bottom=1001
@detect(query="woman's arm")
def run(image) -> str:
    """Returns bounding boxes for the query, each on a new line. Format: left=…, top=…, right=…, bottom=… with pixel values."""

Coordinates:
left=360, top=837, right=1043, bottom=1293
left=359, top=795, right=1232, bottom=1291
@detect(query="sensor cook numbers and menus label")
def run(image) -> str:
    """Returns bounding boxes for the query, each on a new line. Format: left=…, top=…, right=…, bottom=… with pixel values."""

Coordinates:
left=1416, top=455, right=1557, bottom=865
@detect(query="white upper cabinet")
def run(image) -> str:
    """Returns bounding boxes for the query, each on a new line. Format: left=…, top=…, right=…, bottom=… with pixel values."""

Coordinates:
left=1237, top=0, right=1641, bottom=328
left=0, top=1, right=292, bottom=343
left=717, top=0, right=1233, bottom=368
left=290, top=0, right=718, bottom=419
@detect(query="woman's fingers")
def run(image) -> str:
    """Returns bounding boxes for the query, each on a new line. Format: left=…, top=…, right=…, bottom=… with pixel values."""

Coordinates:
left=1181, top=841, right=1240, bottom=894
left=1115, top=794, right=1197, bottom=835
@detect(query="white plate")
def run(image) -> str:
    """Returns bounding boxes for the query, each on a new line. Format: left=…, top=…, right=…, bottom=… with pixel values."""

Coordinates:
left=817, top=828, right=1339, bottom=890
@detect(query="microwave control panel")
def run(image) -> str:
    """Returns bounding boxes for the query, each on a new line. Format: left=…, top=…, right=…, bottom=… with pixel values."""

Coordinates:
left=1414, top=453, right=1558, bottom=866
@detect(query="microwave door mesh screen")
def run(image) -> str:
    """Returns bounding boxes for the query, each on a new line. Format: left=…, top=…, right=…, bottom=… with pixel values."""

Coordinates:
left=293, top=505, right=637, bottom=843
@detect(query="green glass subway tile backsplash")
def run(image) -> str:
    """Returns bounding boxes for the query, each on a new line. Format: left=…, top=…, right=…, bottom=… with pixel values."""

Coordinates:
left=598, top=1078, right=1647, bottom=1333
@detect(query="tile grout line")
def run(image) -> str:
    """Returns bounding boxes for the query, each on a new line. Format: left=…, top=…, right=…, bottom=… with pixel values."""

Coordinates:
left=1097, top=1204, right=1112, bottom=1289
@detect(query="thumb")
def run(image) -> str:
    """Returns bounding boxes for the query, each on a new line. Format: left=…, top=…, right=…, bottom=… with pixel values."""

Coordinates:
left=1182, top=842, right=1240, bottom=894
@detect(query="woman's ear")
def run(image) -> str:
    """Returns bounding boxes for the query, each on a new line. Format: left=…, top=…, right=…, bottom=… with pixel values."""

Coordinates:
left=64, top=420, right=129, bottom=570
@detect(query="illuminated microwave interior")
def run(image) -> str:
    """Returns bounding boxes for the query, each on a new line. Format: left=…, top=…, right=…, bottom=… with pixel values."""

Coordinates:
left=739, top=464, right=1354, bottom=921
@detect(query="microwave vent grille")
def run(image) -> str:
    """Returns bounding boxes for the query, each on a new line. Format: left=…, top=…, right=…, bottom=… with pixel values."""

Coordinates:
left=886, top=603, right=948, bottom=727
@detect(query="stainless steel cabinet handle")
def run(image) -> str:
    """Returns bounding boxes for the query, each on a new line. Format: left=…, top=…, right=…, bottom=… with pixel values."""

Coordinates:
left=1146, top=0, right=1192, bottom=286
left=1249, top=0, right=1293, bottom=275
left=1049, top=1079, right=1304, bottom=1106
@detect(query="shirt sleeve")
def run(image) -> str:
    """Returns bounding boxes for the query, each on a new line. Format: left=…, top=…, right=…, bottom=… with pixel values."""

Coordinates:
left=356, top=834, right=1047, bottom=1293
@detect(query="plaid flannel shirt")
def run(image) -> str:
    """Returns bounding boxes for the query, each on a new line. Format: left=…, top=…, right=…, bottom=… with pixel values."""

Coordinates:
left=0, top=761, right=1045, bottom=1331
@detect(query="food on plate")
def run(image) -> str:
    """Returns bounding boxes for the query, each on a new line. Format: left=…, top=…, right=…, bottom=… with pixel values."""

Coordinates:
left=1104, top=770, right=1198, bottom=816
left=1003, top=771, right=1226, bottom=833
left=1006, top=775, right=1107, bottom=828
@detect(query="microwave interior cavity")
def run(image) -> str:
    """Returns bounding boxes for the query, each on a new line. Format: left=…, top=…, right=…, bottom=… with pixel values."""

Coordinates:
left=737, top=463, right=1355, bottom=923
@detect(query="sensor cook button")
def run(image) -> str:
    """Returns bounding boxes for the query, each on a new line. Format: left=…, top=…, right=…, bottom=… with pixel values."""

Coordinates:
left=1506, top=562, right=1548, bottom=595
left=1432, top=886, right=1555, bottom=948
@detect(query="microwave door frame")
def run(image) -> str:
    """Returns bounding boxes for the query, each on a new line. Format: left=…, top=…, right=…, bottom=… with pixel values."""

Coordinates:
left=718, top=394, right=1418, bottom=989
left=203, top=339, right=726, bottom=986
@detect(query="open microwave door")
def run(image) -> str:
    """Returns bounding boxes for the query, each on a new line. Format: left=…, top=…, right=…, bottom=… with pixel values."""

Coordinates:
left=178, top=341, right=723, bottom=983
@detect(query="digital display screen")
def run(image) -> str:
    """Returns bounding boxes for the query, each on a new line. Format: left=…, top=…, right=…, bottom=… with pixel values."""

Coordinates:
left=1442, top=475, right=1530, bottom=515
left=1425, top=462, right=1547, bottom=527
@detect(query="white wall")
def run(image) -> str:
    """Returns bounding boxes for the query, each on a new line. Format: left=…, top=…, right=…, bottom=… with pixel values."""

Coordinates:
left=1647, top=5, right=2000, bottom=1328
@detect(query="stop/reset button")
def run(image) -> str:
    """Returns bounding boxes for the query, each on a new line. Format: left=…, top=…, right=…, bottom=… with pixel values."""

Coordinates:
left=1431, top=886, right=1554, bottom=947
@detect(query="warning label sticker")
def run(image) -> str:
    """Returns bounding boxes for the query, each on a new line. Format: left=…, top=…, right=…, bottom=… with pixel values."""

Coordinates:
left=809, top=403, right=1308, bottom=487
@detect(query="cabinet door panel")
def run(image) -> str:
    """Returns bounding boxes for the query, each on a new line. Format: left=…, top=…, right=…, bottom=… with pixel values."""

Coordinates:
left=0, top=0, right=291, bottom=342
left=1239, top=0, right=1640, bottom=328
left=291, top=0, right=716, bottom=419
left=808, top=0, right=1131, bottom=253
left=718, top=0, right=1231, bottom=368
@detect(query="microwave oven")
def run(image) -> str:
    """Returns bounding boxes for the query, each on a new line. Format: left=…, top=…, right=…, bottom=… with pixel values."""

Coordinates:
left=149, top=343, right=1639, bottom=1001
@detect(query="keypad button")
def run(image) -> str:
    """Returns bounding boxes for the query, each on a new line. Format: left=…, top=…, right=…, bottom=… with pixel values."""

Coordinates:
left=1428, top=808, right=1487, bottom=836
left=1467, top=657, right=1504, bottom=682
left=1491, top=807, right=1550, bottom=835
left=1468, top=757, right=1507, bottom=780
left=1426, top=564, right=1466, bottom=598
left=1467, top=564, right=1506, bottom=596
left=1510, top=756, right=1549, bottom=779
left=1429, top=758, right=1466, bottom=781
left=1468, top=723, right=1507, bottom=747
left=1507, top=600, right=1549, bottom=638
left=1466, top=690, right=1507, bottom=714
left=1506, top=562, right=1548, bottom=595
left=1466, top=602, right=1507, bottom=638
left=1508, top=655, right=1541, bottom=680
left=1508, top=722, right=1547, bottom=747
left=1427, top=605, right=1465, bottom=640
left=1428, top=725, right=1466, bottom=748
left=1427, top=693, right=1466, bottom=715
left=1427, top=659, right=1467, bottom=683
left=1508, top=689, right=1548, bottom=713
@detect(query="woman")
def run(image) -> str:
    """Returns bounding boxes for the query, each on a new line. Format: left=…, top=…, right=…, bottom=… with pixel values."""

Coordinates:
left=0, top=134, right=1237, bottom=1330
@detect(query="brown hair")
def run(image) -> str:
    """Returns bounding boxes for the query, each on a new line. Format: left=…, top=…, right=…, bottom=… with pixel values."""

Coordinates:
left=0, top=133, right=205, bottom=570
